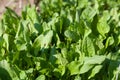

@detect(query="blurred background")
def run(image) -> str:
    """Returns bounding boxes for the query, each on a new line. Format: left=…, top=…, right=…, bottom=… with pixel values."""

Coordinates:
left=0, top=0, right=36, bottom=18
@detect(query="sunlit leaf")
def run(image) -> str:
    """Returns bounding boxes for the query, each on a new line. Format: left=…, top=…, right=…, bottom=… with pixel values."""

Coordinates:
left=68, top=61, right=82, bottom=75
left=89, top=65, right=103, bottom=79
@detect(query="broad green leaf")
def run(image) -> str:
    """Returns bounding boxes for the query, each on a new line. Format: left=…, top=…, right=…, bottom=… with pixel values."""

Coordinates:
left=64, top=30, right=79, bottom=42
left=96, top=39, right=104, bottom=49
left=0, top=37, right=4, bottom=47
left=60, top=65, right=66, bottom=76
left=20, top=71, right=26, bottom=79
left=14, top=21, right=30, bottom=51
left=0, top=60, right=12, bottom=80
left=53, top=65, right=66, bottom=77
left=15, top=22, right=23, bottom=38
left=77, top=20, right=84, bottom=35
left=3, top=33, right=9, bottom=51
left=25, top=68, right=33, bottom=74
left=84, top=55, right=106, bottom=65
left=36, top=75, right=45, bottom=80
left=80, top=64, right=94, bottom=74
left=81, top=7, right=97, bottom=21
left=108, top=60, right=120, bottom=80
left=74, top=75, right=81, bottom=80
left=33, top=35, right=43, bottom=48
left=26, top=6, right=42, bottom=35
left=118, top=35, right=120, bottom=45
left=27, top=6, right=39, bottom=23
left=0, top=60, right=19, bottom=80
left=102, top=11, right=110, bottom=21
left=61, top=48, right=68, bottom=59
left=34, top=23, right=43, bottom=34
left=83, top=37, right=95, bottom=56
left=89, top=65, right=103, bottom=79
left=33, top=30, right=53, bottom=55
left=54, top=53, right=68, bottom=65
left=5, top=7, right=20, bottom=19
left=14, top=41, right=27, bottom=51
left=67, top=61, right=82, bottom=75
left=105, top=36, right=114, bottom=48
left=84, top=26, right=91, bottom=39
left=86, top=38, right=95, bottom=56
left=21, top=21, right=30, bottom=42
left=49, top=46, right=56, bottom=65
left=39, top=68, right=50, bottom=75
left=32, top=34, right=43, bottom=55
left=41, top=30, right=53, bottom=48
left=97, top=18, right=110, bottom=36
left=0, top=67, right=12, bottom=80
left=0, top=20, right=4, bottom=36
left=78, top=0, right=88, bottom=8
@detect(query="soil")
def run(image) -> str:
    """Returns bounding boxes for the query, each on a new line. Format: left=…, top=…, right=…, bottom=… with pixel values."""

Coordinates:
left=0, top=0, right=35, bottom=19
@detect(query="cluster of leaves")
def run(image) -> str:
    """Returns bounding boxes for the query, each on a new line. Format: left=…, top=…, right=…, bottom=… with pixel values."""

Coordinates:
left=0, top=0, right=120, bottom=80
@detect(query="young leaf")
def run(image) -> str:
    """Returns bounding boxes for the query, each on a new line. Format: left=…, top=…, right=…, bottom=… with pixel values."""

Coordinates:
left=67, top=61, right=82, bottom=75
left=0, top=37, right=4, bottom=48
left=80, top=64, right=94, bottom=74
left=105, top=36, right=114, bottom=48
left=49, top=46, right=56, bottom=65
left=36, top=75, right=45, bottom=80
left=64, top=30, right=79, bottom=42
left=83, top=37, right=95, bottom=56
left=32, top=34, right=43, bottom=55
left=89, top=65, right=103, bottom=79
left=41, top=30, right=53, bottom=48
left=97, top=18, right=110, bottom=36
left=84, top=55, right=106, bottom=65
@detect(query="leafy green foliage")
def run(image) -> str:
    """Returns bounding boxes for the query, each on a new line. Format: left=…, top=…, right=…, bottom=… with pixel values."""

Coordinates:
left=0, top=0, right=120, bottom=80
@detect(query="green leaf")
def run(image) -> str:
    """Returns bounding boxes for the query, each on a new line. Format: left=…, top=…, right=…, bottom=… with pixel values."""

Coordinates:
left=80, top=64, right=94, bottom=74
left=0, top=67, right=12, bottom=80
left=32, top=30, right=53, bottom=55
left=33, top=35, right=43, bottom=48
left=3, top=33, right=9, bottom=51
left=0, top=37, right=4, bottom=47
left=78, top=0, right=88, bottom=8
left=15, top=41, right=27, bottom=51
left=0, top=21, right=4, bottom=36
left=27, top=6, right=39, bottom=23
left=21, top=21, right=31, bottom=42
left=20, top=71, right=26, bottom=79
left=74, top=75, right=81, bottom=80
left=41, top=30, right=53, bottom=48
left=5, top=7, right=19, bottom=19
left=84, top=26, right=91, bottom=39
left=89, top=65, right=103, bottom=79
left=32, top=35, right=43, bottom=55
left=78, top=55, right=105, bottom=74
left=36, top=75, right=45, bottom=80
left=67, top=61, right=82, bottom=75
left=81, top=7, right=97, bottom=21
left=84, top=55, right=106, bottom=65
left=49, top=46, right=56, bottom=65
left=0, top=0, right=120, bottom=79
left=64, top=30, right=79, bottom=42
left=53, top=65, right=66, bottom=77
left=108, top=60, right=120, bottom=79
left=105, top=36, right=114, bottom=48
left=97, top=18, right=110, bottom=36
left=0, top=60, right=19, bottom=80
left=83, top=37, right=95, bottom=56
left=54, top=53, right=68, bottom=65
